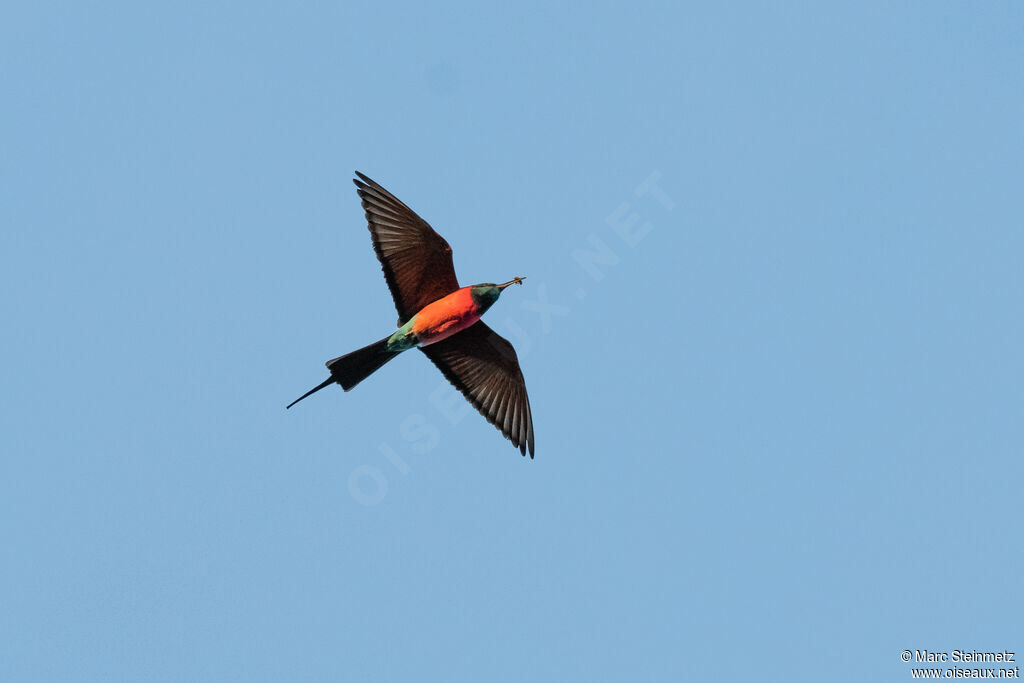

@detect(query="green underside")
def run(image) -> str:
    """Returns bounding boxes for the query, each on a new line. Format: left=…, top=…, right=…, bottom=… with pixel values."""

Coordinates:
left=386, top=317, right=419, bottom=352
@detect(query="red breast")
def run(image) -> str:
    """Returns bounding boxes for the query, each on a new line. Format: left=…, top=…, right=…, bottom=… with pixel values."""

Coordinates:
left=412, top=287, right=483, bottom=346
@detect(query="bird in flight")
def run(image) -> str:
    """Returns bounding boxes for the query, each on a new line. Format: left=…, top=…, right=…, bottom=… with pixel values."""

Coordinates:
left=288, top=172, right=535, bottom=458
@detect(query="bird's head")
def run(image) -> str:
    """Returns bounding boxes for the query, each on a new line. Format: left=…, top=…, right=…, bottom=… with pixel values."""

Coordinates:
left=470, top=277, right=525, bottom=312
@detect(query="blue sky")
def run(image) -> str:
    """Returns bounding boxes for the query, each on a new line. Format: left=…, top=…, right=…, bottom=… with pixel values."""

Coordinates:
left=2, top=2, right=1022, bottom=681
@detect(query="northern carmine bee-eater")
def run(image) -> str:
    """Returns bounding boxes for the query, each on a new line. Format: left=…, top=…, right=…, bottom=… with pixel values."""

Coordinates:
left=288, top=172, right=535, bottom=457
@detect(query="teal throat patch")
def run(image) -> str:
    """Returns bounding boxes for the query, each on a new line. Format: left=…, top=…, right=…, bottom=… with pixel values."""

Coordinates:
left=469, top=285, right=501, bottom=312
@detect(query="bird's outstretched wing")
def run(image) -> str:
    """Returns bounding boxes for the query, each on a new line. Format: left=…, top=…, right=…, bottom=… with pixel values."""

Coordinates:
left=353, top=172, right=460, bottom=325
left=420, top=322, right=535, bottom=457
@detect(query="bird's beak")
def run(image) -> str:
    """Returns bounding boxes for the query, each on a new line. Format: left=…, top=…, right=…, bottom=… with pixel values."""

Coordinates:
left=498, top=276, right=525, bottom=290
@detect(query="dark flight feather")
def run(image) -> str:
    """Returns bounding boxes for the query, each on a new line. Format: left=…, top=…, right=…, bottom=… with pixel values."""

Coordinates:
left=420, top=322, right=535, bottom=457
left=353, top=172, right=460, bottom=325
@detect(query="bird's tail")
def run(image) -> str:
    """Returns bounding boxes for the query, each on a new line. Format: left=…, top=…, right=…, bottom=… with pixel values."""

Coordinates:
left=286, top=336, right=399, bottom=409
left=327, top=337, right=399, bottom=391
